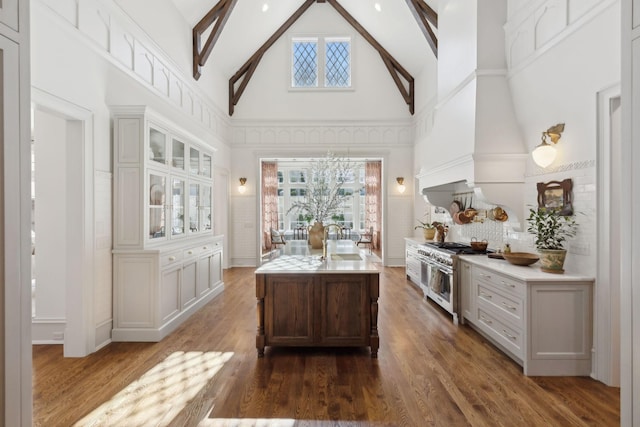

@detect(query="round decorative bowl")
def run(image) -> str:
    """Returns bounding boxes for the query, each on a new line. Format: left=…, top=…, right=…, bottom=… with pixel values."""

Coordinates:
left=502, top=252, right=539, bottom=266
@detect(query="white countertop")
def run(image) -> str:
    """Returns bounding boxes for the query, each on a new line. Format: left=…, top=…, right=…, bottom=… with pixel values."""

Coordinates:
left=458, top=254, right=594, bottom=282
left=256, top=240, right=380, bottom=274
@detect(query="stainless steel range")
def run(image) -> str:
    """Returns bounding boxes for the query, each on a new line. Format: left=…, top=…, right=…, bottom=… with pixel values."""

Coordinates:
left=416, top=242, right=491, bottom=324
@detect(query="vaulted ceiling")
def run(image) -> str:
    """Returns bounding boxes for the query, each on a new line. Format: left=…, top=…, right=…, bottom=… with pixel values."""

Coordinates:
left=171, top=0, right=438, bottom=85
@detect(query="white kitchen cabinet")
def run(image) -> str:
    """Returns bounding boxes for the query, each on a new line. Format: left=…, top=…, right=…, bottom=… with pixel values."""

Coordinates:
left=404, top=238, right=422, bottom=288
left=459, top=260, right=474, bottom=323
left=111, top=106, right=223, bottom=342
left=460, top=257, right=593, bottom=376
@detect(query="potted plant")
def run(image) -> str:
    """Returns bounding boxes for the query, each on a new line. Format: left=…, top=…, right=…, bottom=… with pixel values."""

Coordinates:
left=415, top=219, right=436, bottom=241
left=527, top=207, right=578, bottom=273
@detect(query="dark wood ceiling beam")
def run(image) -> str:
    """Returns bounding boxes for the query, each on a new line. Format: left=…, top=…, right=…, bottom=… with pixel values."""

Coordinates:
left=193, top=0, right=238, bottom=80
left=229, top=0, right=316, bottom=115
left=405, top=0, right=438, bottom=58
left=326, top=0, right=415, bottom=114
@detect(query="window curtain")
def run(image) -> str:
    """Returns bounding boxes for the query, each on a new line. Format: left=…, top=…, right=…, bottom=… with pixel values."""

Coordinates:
left=364, top=161, right=382, bottom=249
left=262, top=161, right=279, bottom=250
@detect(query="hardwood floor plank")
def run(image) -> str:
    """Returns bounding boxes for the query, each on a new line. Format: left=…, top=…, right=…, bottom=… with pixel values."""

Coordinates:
left=33, top=266, right=619, bottom=427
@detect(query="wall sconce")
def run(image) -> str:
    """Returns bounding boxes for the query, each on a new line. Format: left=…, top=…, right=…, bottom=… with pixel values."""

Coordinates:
left=396, top=177, right=406, bottom=194
left=238, top=177, right=247, bottom=194
left=532, top=123, right=565, bottom=168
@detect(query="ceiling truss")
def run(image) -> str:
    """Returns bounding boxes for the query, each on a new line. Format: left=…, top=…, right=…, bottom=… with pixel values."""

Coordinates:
left=192, top=0, right=238, bottom=80
left=405, top=0, right=438, bottom=57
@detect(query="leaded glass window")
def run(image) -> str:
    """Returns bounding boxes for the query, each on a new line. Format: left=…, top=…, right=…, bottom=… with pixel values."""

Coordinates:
left=325, top=39, right=351, bottom=88
left=292, top=39, right=318, bottom=88
left=291, top=36, right=352, bottom=89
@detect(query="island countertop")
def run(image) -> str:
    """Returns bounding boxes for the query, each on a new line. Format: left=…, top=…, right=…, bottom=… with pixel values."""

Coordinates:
left=255, top=240, right=379, bottom=274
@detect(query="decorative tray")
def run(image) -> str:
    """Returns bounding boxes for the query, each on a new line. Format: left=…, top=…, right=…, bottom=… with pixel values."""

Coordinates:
left=488, top=253, right=504, bottom=259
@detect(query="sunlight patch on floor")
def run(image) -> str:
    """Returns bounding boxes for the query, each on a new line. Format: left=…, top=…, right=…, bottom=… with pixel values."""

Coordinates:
left=74, top=351, right=233, bottom=427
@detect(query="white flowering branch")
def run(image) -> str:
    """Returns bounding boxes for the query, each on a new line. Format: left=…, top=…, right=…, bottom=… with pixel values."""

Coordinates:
left=286, top=152, right=353, bottom=223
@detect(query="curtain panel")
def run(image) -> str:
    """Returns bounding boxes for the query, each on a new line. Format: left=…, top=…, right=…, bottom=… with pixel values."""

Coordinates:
left=364, top=161, right=382, bottom=249
left=262, top=161, right=279, bottom=250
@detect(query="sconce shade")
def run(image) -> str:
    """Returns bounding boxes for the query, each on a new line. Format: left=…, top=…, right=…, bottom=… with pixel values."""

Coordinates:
left=532, top=123, right=564, bottom=168
left=238, top=177, right=247, bottom=194
left=532, top=142, right=557, bottom=168
left=396, top=177, right=406, bottom=194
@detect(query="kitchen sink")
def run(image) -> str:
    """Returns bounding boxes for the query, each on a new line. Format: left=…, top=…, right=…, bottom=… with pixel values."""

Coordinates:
left=330, top=254, right=363, bottom=261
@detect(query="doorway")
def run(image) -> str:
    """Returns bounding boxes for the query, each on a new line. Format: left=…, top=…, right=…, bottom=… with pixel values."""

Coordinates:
left=258, top=157, right=384, bottom=262
left=31, top=88, right=96, bottom=357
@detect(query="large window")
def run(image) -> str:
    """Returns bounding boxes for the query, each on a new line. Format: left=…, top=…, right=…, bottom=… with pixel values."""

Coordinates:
left=276, top=164, right=364, bottom=232
left=291, top=36, right=352, bottom=89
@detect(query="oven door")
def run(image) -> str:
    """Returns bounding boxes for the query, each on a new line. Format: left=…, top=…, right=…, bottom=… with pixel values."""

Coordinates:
left=419, top=257, right=430, bottom=298
left=428, top=264, right=454, bottom=315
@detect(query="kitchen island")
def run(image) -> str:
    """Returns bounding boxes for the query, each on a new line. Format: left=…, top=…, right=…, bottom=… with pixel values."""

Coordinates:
left=255, top=240, right=380, bottom=357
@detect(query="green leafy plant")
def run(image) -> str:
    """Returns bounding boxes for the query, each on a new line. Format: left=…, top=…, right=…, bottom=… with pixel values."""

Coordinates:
left=414, top=219, right=435, bottom=230
left=527, top=208, right=578, bottom=250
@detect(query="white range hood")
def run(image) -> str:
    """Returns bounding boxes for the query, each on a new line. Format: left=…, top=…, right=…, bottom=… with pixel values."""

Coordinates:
left=417, top=0, right=527, bottom=228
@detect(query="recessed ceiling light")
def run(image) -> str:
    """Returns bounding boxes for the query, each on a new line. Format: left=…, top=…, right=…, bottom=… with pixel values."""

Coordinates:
left=374, top=2, right=382, bottom=12
left=262, top=3, right=269, bottom=12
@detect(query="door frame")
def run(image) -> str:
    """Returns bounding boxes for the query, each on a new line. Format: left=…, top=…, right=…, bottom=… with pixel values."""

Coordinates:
left=31, top=87, right=95, bottom=357
left=596, top=83, right=621, bottom=386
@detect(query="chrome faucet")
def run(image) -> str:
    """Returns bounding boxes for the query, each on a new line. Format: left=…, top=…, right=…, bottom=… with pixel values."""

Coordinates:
left=322, top=223, right=343, bottom=260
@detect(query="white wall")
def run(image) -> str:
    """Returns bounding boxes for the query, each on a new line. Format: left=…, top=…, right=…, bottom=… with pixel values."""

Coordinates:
left=33, top=111, right=67, bottom=323
left=506, top=0, right=620, bottom=275
left=230, top=5, right=415, bottom=121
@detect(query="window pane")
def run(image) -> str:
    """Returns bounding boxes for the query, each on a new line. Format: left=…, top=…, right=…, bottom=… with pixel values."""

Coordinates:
left=292, top=41, right=318, bottom=87
left=288, top=170, right=307, bottom=183
left=325, top=40, right=351, bottom=87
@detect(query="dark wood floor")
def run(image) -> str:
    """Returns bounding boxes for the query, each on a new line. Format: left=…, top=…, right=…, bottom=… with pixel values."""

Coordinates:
left=33, top=266, right=620, bottom=426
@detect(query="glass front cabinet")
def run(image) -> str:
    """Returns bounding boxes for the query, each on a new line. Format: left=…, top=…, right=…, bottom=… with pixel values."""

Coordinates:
left=111, top=106, right=224, bottom=342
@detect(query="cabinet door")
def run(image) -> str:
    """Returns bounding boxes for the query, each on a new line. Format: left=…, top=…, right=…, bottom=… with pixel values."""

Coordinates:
left=148, top=126, right=168, bottom=167
left=211, top=249, right=222, bottom=288
left=189, top=146, right=200, bottom=175
left=319, top=275, right=369, bottom=346
left=202, top=152, right=212, bottom=177
left=171, top=138, right=185, bottom=171
left=181, top=260, right=197, bottom=309
left=196, top=255, right=211, bottom=297
left=265, top=275, right=315, bottom=344
left=188, top=183, right=200, bottom=233
left=148, top=173, right=167, bottom=240
left=459, top=261, right=474, bottom=323
left=201, top=184, right=212, bottom=232
left=160, top=267, right=180, bottom=322
left=170, top=177, right=185, bottom=237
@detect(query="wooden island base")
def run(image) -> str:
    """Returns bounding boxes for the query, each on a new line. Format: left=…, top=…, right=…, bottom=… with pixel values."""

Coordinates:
left=256, top=272, right=379, bottom=357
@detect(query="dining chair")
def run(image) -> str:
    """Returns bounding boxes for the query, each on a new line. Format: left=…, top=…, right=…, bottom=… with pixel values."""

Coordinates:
left=356, top=226, right=374, bottom=253
left=270, top=228, right=286, bottom=249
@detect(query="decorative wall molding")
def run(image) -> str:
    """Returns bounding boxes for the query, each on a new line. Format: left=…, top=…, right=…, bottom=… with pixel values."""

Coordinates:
left=232, top=120, right=414, bottom=147
left=505, top=0, right=616, bottom=75
left=527, top=159, right=596, bottom=177
left=34, top=0, right=232, bottom=146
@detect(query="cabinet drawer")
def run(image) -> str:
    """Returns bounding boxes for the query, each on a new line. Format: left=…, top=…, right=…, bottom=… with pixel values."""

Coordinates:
left=477, top=308, right=523, bottom=358
left=183, top=245, right=201, bottom=260
left=477, top=283, right=523, bottom=326
left=161, top=250, right=183, bottom=268
left=475, top=267, right=524, bottom=298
